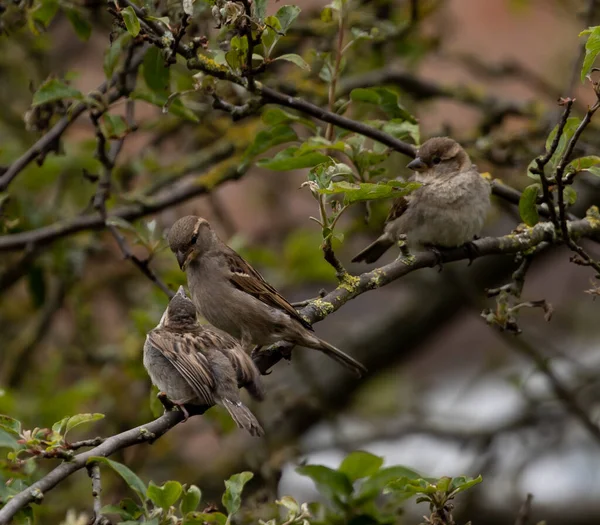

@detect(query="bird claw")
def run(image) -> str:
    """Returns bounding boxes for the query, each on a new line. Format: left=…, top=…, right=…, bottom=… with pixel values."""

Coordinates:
left=464, top=241, right=480, bottom=266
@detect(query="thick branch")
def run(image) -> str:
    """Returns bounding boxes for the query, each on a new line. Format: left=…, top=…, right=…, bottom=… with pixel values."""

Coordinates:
left=253, top=216, right=600, bottom=373
left=0, top=157, right=247, bottom=253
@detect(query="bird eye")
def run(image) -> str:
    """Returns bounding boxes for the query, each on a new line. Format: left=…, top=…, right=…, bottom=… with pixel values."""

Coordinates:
left=190, top=232, right=199, bottom=244
left=432, top=156, right=441, bottom=165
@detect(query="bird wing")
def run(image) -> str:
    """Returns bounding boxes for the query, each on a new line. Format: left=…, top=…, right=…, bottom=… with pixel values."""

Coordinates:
left=206, top=327, right=265, bottom=401
left=222, top=247, right=313, bottom=331
left=386, top=195, right=410, bottom=223
left=147, top=329, right=215, bottom=406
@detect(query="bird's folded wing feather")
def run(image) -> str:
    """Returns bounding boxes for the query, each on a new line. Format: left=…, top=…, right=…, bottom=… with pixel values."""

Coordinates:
left=222, top=248, right=313, bottom=330
left=386, top=195, right=410, bottom=223
left=147, top=330, right=215, bottom=405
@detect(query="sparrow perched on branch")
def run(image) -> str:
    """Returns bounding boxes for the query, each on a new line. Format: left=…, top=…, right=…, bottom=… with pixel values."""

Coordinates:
left=143, top=286, right=264, bottom=436
left=352, top=137, right=491, bottom=264
left=167, top=217, right=367, bottom=377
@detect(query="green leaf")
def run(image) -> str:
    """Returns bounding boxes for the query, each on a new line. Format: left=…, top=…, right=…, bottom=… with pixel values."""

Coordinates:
left=184, top=512, right=227, bottom=524
left=338, top=451, right=384, bottom=482
left=52, top=417, right=69, bottom=435
left=100, top=499, right=141, bottom=521
left=89, top=457, right=147, bottom=503
left=262, top=108, right=317, bottom=131
left=147, top=480, right=183, bottom=510
left=276, top=5, right=301, bottom=34
left=518, top=184, right=540, bottom=226
left=350, top=87, right=417, bottom=123
left=64, top=8, right=92, bottom=41
left=276, top=496, right=299, bottom=514
left=222, top=471, right=253, bottom=515
left=381, top=119, right=420, bottom=144
left=104, top=33, right=132, bottom=78
left=563, top=185, right=577, bottom=206
left=318, top=180, right=420, bottom=205
left=64, top=413, right=104, bottom=437
left=355, top=465, right=421, bottom=502
left=274, top=53, right=311, bottom=71
left=545, top=117, right=579, bottom=167
left=102, top=113, right=129, bottom=139
left=257, top=147, right=329, bottom=170
left=296, top=465, right=353, bottom=501
left=242, top=125, right=298, bottom=164
left=309, top=159, right=354, bottom=188
left=0, top=429, right=19, bottom=449
left=261, top=16, right=282, bottom=57
left=449, top=475, right=482, bottom=496
left=566, top=155, right=600, bottom=173
left=181, top=485, right=202, bottom=514
left=384, top=477, right=437, bottom=496
left=30, top=0, right=59, bottom=27
left=255, top=0, right=267, bottom=20
left=32, top=78, right=83, bottom=107
left=121, top=6, right=141, bottom=37
left=143, top=47, right=170, bottom=92
left=580, top=26, right=600, bottom=82
left=131, top=90, right=199, bottom=122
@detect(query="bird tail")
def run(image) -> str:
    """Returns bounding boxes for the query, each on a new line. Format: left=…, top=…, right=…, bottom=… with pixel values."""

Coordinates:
left=351, top=235, right=394, bottom=264
left=304, top=335, right=367, bottom=378
left=221, top=399, right=264, bottom=437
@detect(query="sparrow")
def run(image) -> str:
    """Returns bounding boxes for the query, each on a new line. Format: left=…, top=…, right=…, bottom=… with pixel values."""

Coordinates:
left=352, top=137, right=491, bottom=264
left=143, top=286, right=264, bottom=436
left=167, top=217, right=367, bottom=377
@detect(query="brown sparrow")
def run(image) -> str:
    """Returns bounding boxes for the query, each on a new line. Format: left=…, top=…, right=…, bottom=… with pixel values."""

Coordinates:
left=167, top=218, right=367, bottom=377
left=143, top=287, right=264, bottom=436
left=352, top=137, right=491, bottom=264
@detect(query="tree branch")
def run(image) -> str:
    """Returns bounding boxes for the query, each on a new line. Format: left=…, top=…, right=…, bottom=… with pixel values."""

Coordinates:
left=0, top=49, right=146, bottom=192
left=253, top=215, right=600, bottom=373
left=0, top=156, right=248, bottom=253
left=0, top=411, right=189, bottom=524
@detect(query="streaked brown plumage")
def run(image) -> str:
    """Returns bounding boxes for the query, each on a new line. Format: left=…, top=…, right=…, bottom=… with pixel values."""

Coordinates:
left=143, top=286, right=264, bottom=436
left=352, top=137, right=491, bottom=264
left=167, top=217, right=367, bottom=377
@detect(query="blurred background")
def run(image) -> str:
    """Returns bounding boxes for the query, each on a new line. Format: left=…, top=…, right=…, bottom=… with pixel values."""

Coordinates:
left=2, top=0, right=600, bottom=523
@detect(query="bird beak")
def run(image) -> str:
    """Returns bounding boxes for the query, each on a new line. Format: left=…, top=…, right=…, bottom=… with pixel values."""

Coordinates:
left=176, top=249, right=192, bottom=270
left=407, top=157, right=427, bottom=171
left=176, top=286, right=187, bottom=298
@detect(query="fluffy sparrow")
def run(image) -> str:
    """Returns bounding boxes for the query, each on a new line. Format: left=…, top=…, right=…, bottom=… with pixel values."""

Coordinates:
left=352, top=137, right=491, bottom=264
left=144, top=286, right=264, bottom=436
left=167, top=217, right=367, bottom=377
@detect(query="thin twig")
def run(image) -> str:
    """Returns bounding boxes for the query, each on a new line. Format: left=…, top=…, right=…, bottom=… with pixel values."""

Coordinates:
left=87, top=463, right=105, bottom=525
left=0, top=410, right=194, bottom=524
left=0, top=158, right=249, bottom=253
left=90, top=106, right=175, bottom=299
left=68, top=437, right=105, bottom=450
left=554, top=96, right=600, bottom=275
left=0, top=50, right=146, bottom=192
left=530, top=98, right=574, bottom=230
left=509, top=335, right=600, bottom=444
left=513, top=493, right=533, bottom=525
